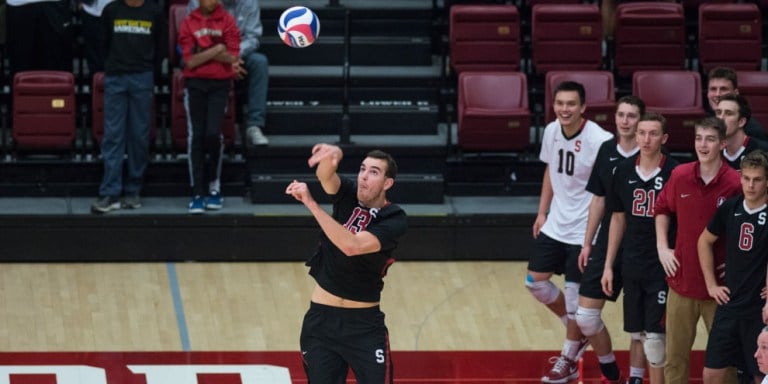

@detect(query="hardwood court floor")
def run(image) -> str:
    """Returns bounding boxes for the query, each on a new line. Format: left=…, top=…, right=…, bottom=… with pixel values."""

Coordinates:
left=0, top=261, right=711, bottom=353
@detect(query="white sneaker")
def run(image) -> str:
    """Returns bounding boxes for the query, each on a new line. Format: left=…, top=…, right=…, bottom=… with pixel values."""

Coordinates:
left=247, top=126, right=269, bottom=146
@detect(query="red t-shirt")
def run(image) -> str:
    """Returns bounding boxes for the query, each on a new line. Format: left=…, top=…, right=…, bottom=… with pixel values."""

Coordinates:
left=654, top=160, right=742, bottom=300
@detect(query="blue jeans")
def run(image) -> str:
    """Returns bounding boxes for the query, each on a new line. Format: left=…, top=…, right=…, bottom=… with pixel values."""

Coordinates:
left=241, top=51, right=268, bottom=128
left=98, top=71, right=153, bottom=197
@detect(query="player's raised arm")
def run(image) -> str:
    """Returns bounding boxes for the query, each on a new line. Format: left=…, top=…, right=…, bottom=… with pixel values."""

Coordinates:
left=308, top=143, right=342, bottom=195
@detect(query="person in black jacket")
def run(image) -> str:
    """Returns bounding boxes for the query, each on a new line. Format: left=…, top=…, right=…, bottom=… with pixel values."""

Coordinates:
left=91, top=0, right=165, bottom=213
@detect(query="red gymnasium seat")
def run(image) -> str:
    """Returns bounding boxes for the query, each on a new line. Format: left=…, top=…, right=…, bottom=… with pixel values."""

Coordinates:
left=736, top=71, right=768, bottom=130
left=12, top=71, right=76, bottom=152
left=633, top=71, right=706, bottom=152
left=169, top=4, right=187, bottom=69
left=449, top=5, right=521, bottom=74
left=544, top=71, right=616, bottom=132
left=698, top=3, right=761, bottom=74
left=531, top=4, right=603, bottom=75
left=614, top=2, right=686, bottom=77
left=457, top=71, right=531, bottom=151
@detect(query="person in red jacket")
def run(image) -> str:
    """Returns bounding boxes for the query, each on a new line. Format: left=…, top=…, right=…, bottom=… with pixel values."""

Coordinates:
left=178, top=0, right=241, bottom=213
left=654, top=117, right=742, bottom=384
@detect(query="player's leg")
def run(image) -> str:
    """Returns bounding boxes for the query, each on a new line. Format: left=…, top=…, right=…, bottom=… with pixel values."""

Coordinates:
left=576, top=245, right=623, bottom=382
left=340, top=306, right=392, bottom=384
left=563, top=243, right=589, bottom=360
left=703, top=309, right=740, bottom=384
left=526, top=233, right=567, bottom=323
left=628, top=332, right=648, bottom=384
left=701, top=299, right=740, bottom=384
left=738, top=316, right=765, bottom=384
left=538, top=238, right=583, bottom=383
left=643, top=278, right=668, bottom=384
left=664, top=289, right=700, bottom=384
left=300, top=303, right=349, bottom=384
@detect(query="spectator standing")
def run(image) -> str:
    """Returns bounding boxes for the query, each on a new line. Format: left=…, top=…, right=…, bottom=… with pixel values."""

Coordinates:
left=91, top=0, right=165, bottom=213
left=187, top=0, right=269, bottom=146
left=178, top=0, right=240, bottom=213
left=654, top=117, right=742, bottom=384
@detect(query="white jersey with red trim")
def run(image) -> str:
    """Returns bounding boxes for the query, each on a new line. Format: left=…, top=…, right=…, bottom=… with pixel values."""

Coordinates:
left=539, top=119, right=612, bottom=245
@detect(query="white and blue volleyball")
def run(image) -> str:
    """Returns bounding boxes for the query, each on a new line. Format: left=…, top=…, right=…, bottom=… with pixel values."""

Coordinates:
left=278, top=6, right=320, bottom=48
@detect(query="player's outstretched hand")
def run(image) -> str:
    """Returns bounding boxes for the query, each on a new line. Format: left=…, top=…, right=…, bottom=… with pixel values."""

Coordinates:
left=285, top=180, right=314, bottom=206
left=707, top=285, right=730, bottom=305
left=577, top=244, right=591, bottom=273
left=658, top=247, right=679, bottom=277
left=308, top=143, right=342, bottom=169
left=601, top=269, right=613, bottom=297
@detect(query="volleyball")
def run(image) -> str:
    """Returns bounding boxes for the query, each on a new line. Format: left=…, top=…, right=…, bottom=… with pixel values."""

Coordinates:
left=278, top=6, right=320, bottom=48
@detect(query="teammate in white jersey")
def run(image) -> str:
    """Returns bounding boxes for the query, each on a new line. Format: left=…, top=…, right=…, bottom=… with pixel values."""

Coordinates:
left=526, top=81, right=612, bottom=383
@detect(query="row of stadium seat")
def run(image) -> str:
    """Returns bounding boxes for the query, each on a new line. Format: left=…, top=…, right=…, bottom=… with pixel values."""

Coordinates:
left=11, top=70, right=236, bottom=155
left=449, top=2, right=763, bottom=76
left=11, top=68, right=768, bottom=156
left=457, top=70, right=768, bottom=152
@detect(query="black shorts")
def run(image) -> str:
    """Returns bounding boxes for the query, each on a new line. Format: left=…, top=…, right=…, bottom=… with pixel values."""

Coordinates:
left=300, top=302, right=393, bottom=384
left=528, top=233, right=582, bottom=283
left=704, top=308, right=763, bottom=376
left=622, top=275, right=667, bottom=334
left=579, top=244, right=623, bottom=302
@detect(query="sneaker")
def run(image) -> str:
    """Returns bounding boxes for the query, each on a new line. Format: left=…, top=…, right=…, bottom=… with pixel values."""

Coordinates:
left=541, top=355, right=578, bottom=383
left=121, top=195, right=142, bottom=209
left=575, top=337, right=590, bottom=360
left=628, top=377, right=643, bottom=384
left=205, top=191, right=223, bottom=210
left=247, top=126, right=269, bottom=146
left=188, top=195, right=205, bottom=214
left=91, top=196, right=121, bottom=214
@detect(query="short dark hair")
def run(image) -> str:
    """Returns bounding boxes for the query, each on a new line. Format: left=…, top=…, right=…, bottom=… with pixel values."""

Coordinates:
left=708, top=67, right=738, bottom=89
left=696, top=116, right=728, bottom=140
left=554, top=81, right=586, bottom=105
left=718, top=93, right=752, bottom=121
left=741, top=150, right=768, bottom=175
left=617, top=95, right=646, bottom=116
left=366, top=149, right=397, bottom=179
left=639, top=111, right=667, bottom=134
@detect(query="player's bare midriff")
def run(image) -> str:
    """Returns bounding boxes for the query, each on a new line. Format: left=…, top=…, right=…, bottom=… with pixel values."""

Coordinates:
left=311, top=284, right=380, bottom=308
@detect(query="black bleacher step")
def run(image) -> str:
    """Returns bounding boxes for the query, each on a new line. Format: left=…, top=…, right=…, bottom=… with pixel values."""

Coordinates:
left=261, top=36, right=432, bottom=67
left=250, top=173, right=444, bottom=204
left=266, top=103, right=343, bottom=135
left=349, top=103, right=438, bottom=134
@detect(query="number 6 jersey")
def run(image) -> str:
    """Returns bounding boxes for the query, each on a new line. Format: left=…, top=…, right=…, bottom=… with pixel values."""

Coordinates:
left=539, top=119, right=612, bottom=245
left=706, top=196, right=768, bottom=313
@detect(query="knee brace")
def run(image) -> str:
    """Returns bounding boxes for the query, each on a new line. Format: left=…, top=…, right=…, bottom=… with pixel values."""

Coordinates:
left=564, top=281, right=580, bottom=319
left=643, top=332, right=666, bottom=367
left=575, top=306, right=605, bottom=337
left=629, top=332, right=644, bottom=341
left=525, top=275, right=560, bottom=305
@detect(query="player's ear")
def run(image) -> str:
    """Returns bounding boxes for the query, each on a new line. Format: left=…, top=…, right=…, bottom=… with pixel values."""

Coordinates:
left=383, top=177, right=394, bottom=191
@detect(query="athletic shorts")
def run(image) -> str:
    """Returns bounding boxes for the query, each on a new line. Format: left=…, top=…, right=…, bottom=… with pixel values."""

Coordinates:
left=300, top=302, right=393, bottom=384
left=623, top=275, right=667, bottom=334
left=579, top=244, right=623, bottom=301
left=528, top=233, right=582, bottom=283
left=705, top=308, right=763, bottom=376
